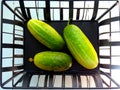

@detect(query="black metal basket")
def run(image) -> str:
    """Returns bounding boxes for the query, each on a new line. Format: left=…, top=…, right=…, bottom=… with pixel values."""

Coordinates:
left=0, top=0, right=120, bottom=89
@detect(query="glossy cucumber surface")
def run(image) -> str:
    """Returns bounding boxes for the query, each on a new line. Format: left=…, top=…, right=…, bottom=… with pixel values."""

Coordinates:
left=34, top=51, right=72, bottom=72
left=27, top=19, right=65, bottom=50
left=63, top=24, right=98, bottom=69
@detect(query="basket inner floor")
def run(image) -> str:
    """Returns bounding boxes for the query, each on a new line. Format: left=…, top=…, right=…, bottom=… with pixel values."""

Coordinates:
left=24, top=21, right=99, bottom=74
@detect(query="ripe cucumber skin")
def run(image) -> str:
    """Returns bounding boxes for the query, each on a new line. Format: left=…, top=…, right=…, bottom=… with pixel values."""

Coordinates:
left=34, top=51, right=72, bottom=72
left=63, top=24, right=98, bottom=69
left=27, top=19, right=65, bottom=50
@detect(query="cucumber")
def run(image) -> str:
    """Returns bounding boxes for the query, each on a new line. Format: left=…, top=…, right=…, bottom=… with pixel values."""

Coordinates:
left=63, top=24, right=98, bottom=69
left=34, top=51, right=72, bottom=72
left=27, top=19, right=65, bottom=50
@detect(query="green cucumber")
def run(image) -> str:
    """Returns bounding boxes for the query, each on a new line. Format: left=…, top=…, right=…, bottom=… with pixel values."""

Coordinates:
left=27, top=19, right=65, bottom=50
left=63, top=23, right=98, bottom=69
left=34, top=51, right=72, bottom=72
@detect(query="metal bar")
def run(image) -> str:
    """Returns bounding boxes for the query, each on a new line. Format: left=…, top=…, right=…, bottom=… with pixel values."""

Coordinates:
left=49, top=74, right=53, bottom=88
left=2, top=66, right=24, bottom=72
left=59, top=1, right=63, bottom=20
left=97, top=1, right=119, bottom=21
left=35, top=0, right=39, bottom=20
left=2, top=44, right=24, bottom=48
left=1, top=71, right=24, bottom=87
left=99, top=39, right=110, bottom=46
left=2, top=32, right=23, bottom=39
left=99, top=31, right=120, bottom=35
left=0, top=1, right=4, bottom=85
left=99, top=16, right=120, bottom=26
left=77, top=74, right=81, bottom=88
left=72, top=74, right=77, bottom=88
left=62, top=74, right=65, bottom=88
left=44, top=75, right=48, bottom=87
left=13, top=74, right=24, bottom=87
left=102, top=79, right=111, bottom=88
left=44, top=1, right=51, bottom=21
left=99, top=55, right=111, bottom=59
left=2, top=19, right=23, bottom=26
left=60, top=8, right=63, bottom=20
left=18, top=7, right=108, bottom=10
left=110, top=42, right=120, bottom=46
left=3, top=1, right=25, bottom=21
left=26, top=8, right=32, bottom=19
left=14, top=37, right=24, bottom=41
left=22, top=73, right=32, bottom=88
left=93, top=72, right=103, bottom=88
left=109, top=11, right=112, bottom=87
left=100, top=64, right=120, bottom=69
left=2, top=57, right=14, bottom=59
left=14, top=55, right=24, bottom=58
left=76, top=8, right=80, bottom=20
left=86, top=75, right=90, bottom=87
left=101, top=71, right=120, bottom=87
left=91, top=0, right=99, bottom=20
left=19, top=0, right=29, bottom=21
left=15, top=7, right=24, bottom=19
left=69, top=1, right=73, bottom=19
left=2, top=55, right=23, bottom=59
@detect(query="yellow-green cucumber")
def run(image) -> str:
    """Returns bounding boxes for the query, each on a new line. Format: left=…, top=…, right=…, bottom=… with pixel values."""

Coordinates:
left=27, top=19, right=65, bottom=50
left=34, top=51, right=72, bottom=72
left=63, top=22, right=98, bottom=69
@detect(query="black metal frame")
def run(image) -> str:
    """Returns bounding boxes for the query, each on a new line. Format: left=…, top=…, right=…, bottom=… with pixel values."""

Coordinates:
left=1, top=0, right=120, bottom=89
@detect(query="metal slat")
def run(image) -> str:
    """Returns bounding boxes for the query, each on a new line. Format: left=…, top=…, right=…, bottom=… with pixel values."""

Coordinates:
left=60, top=8, right=63, bottom=20
left=44, top=75, right=48, bottom=87
left=49, top=74, right=53, bottom=88
left=97, top=1, right=119, bottom=21
left=44, top=1, right=51, bottom=21
left=93, top=72, right=103, bottom=88
left=99, top=16, right=120, bottom=26
left=14, top=37, right=24, bottom=41
left=72, top=74, right=77, bottom=88
left=91, top=0, right=99, bottom=20
left=2, top=44, right=24, bottom=49
left=2, top=19, right=23, bottom=26
left=13, top=74, right=24, bottom=87
left=77, top=74, right=82, bottom=88
left=100, top=40, right=120, bottom=46
left=76, top=8, right=80, bottom=20
left=26, top=8, right=32, bottom=19
left=1, top=71, right=24, bottom=87
left=14, top=55, right=24, bottom=58
left=19, top=0, right=29, bottom=21
left=2, top=66, right=24, bottom=72
left=62, top=74, right=65, bottom=88
left=100, top=55, right=111, bottom=59
left=111, top=42, right=120, bottom=46
left=99, top=39, right=110, bottom=46
left=69, top=1, right=73, bottom=19
left=101, top=71, right=120, bottom=88
left=3, top=1, right=24, bottom=21
left=22, top=73, right=32, bottom=88
left=100, top=64, right=120, bottom=69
